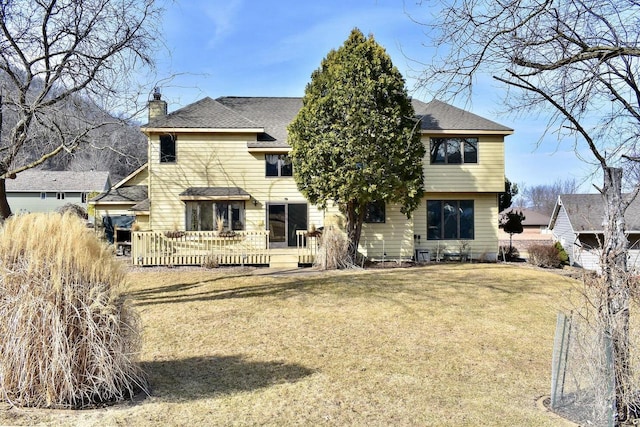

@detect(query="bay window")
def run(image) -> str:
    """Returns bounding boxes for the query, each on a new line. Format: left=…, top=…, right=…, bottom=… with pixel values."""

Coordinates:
left=186, top=201, right=245, bottom=231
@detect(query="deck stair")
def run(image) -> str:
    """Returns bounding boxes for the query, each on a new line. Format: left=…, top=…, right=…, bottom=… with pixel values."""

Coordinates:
left=269, top=249, right=299, bottom=269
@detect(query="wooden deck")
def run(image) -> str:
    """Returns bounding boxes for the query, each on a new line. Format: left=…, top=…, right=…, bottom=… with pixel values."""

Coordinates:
left=131, top=230, right=319, bottom=268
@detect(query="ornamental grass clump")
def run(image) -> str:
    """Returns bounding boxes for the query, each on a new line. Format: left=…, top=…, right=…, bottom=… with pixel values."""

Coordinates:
left=0, top=212, right=147, bottom=408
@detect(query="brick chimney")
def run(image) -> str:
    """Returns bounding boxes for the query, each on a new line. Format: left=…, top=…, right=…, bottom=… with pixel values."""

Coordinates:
left=148, top=87, right=167, bottom=122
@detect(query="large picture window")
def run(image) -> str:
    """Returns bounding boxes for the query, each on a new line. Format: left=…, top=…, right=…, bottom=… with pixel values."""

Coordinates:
left=430, top=137, right=478, bottom=164
left=160, top=134, right=176, bottom=163
left=427, top=200, right=474, bottom=240
left=266, top=154, right=293, bottom=177
left=186, top=201, right=245, bottom=231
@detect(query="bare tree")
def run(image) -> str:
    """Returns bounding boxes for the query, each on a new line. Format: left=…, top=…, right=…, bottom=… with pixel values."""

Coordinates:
left=67, top=122, right=148, bottom=181
left=414, top=0, right=640, bottom=422
left=521, top=178, right=580, bottom=215
left=0, top=0, right=161, bottom=218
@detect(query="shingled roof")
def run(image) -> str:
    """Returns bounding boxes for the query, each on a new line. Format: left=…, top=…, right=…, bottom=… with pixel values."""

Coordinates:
left=217, top=97, right=302, bottom=148
left=551, top=193, right=640, bottom=232
left=6, top=170, right=110, bottom=193
left=413, top=99, right=513, bottom=132
left=500, top=208, right=550, bottom=227
left=142, top=96, right=512, bottom=147
left=179, top=186, right=251, bottom=200
left=91, top=185, right=148, bottom=203
left=145, top=97, right=262, bottom=130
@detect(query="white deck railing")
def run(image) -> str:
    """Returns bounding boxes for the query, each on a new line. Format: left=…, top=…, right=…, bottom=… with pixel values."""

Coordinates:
left=131, top=230, right=269, bottom=266
left=296, top=230, right=320, bottom=264
left=131, top=230, right=319, bottom=267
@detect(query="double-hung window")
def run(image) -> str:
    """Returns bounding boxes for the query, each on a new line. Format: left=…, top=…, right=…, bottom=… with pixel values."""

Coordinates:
left=266, top=154, right=293, bottom=177
left=427, top=200, right=474, bottom=240
left=430, top=137, right=478, bottom=164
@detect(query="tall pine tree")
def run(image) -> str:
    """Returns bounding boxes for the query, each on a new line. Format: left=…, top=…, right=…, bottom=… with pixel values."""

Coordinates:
left=288, top=29, right=425, bottom=262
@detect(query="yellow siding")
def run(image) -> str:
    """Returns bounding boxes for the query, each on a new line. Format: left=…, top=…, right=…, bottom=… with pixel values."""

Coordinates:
left=359, top=204, right=415, bottom=260
left=134, top=215, right=150, bottom=230
left=422, top=134, right=505, bottom=193
left=145, top=130, right=503, bottom=261
left=123, top=167, right=148, bottom=186
left=148, top=133, right=324, bottom=231
left=413, top=193, right=499, bottom=261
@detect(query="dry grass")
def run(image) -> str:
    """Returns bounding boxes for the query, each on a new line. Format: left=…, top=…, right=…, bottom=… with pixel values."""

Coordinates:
left=313, top=225, right=353, bottom=270
left=0, top=213, right=147, bottom=409
left=0, top=263, right=579, bottom=426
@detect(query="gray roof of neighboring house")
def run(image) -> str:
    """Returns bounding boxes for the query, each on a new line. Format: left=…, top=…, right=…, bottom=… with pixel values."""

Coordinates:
left=91, top=185, right=148, bottom=203
left=6, top=170, right=110, bottom=193
left=143, top=96, right=512, bottom=148
left=500, top=208, right=550, bottom=227
left=551, top=193, right=640, bottom=232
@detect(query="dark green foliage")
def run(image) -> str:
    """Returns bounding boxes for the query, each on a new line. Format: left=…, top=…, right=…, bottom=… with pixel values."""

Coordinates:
left=554, top=241, right=569, bottom=264
left=502, top=210, right=525, bottom=251
left=503, top=210, right=525, bottom=235
left=499, top=178, right=519, bottom=212
left=288, top=29, right=425, bottom=260
left=499, top=245, right=520, bottom=261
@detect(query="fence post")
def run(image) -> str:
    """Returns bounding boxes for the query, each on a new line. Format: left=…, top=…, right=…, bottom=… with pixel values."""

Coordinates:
left=551, top=311, right=572, bottom=408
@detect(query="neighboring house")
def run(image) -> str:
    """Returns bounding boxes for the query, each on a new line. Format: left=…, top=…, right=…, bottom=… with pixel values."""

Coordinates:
left=499, top=208, right=552, bottom=254
left=6, top=170, right=110, bottom=217
left=89, top=164, right=149, bottom=242
left=94, top=93, right=512, bottom=264
left=549, top=194, right=640, bottom=270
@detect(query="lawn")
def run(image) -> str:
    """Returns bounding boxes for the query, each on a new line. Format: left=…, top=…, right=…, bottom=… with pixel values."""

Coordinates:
left=0, top=263, right=578, bottom=426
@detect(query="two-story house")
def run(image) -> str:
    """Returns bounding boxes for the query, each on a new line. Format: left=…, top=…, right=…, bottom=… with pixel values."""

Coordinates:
left=7, top=170, right=110, bottom=218
left=93, top=93, right=512, bottom=266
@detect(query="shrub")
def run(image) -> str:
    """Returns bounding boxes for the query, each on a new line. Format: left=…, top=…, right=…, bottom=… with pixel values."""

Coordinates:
left=554, top=241, right=569, bottom=264
left=314, top=225, right=353, bottom=270
left=0, top=213, right=147, bottom=408
left=202, top=255, right=220, bottom=269
left=498, top=245, right=520, bottom=261
left=528, top=243, right=562, bottom=268
left=56, top=203, right=88, bottom=219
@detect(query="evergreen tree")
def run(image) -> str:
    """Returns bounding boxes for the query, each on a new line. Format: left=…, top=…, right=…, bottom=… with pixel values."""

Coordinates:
left=499, top=178, right=519, bottom=212
left=503, top=210, right=525, bottom=251
left=288, top=28, right=425, bottom=262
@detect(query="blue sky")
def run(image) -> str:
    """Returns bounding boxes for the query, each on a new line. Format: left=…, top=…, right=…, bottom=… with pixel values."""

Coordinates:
left=152, top=0, right=598, bottom=191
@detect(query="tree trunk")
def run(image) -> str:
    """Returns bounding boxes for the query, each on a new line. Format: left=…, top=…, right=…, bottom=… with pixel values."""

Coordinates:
left=600, top=167, right=631, bottom=424
left=344, top=200, right=365, bottom=263
left=0, top=179, right=11, bottom=220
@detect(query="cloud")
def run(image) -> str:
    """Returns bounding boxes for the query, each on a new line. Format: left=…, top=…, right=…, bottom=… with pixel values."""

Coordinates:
left=201, top=0, right=244, bottom=47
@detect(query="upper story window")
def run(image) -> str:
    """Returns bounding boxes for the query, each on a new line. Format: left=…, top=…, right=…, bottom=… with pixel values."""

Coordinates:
left=364, top=201, right=385, bottom=223
left=266, top=154, right=293, bottom=177
left=40, top=192, right=46, bottom=200
left=430, top=137, right=478, bottom=164
left=160, top=134, right=176, bottom=163
left=56, top=192, right=65, bottom=200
